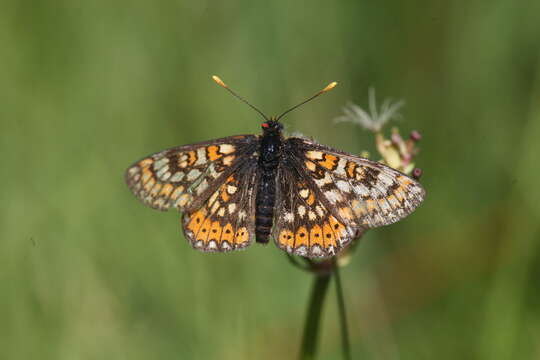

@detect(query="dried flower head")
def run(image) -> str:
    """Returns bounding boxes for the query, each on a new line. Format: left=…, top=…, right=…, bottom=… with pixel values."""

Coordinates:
left=334, top=88, right=405, bottom=132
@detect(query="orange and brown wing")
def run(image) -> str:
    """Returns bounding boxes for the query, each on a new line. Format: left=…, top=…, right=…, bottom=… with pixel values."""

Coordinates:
left=125, top=135, right=258, bottom=212
left=181, top=161, right=259, bottom=252
left=272, top=164, right=363, bottom=258
left=272, top=137, right=425, bottom=258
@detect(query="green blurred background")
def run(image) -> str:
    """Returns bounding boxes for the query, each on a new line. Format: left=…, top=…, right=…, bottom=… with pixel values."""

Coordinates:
left=2, top=1, right=540, bottom=359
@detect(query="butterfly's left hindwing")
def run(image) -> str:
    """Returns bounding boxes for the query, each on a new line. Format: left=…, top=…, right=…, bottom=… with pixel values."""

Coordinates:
left=125, top=135, right=258, bottom=212
left=182, top=162, right=259, bottom=252
left=272, top=137, right=425, bottom=258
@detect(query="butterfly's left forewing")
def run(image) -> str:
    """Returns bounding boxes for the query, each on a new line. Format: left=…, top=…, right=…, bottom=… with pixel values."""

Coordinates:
left=125, top=135, right=258, bottom=212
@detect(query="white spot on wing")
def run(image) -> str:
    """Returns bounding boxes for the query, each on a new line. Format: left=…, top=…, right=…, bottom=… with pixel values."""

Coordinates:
left=306, top=151, right=323, bottom=160
left=238, top=210, right=247, bottom=221
left=325, top=190, right=343, bottom=204
left=310, top=245, right=323, bottom=257
left=336, top=180, right=351, bottom=193
left=196, top=179, right=209, bottom=195
left=378, top=172, right=395, bottom=186
left=335, top=159, right=347, bottom=176
left=353, top=184, right=370, bottom=197
left=314, top=172, right=332, bottom=186
left=162, top=172, right=173, bottom=183
left=207, top=163, right=220, bottom=179
left=169, top=171, right=184, bottom=182
left=153, top=157, right=169, bottom=170
left=156, top=165, right=169, bottom=179
left=374, top=183, right=390, bottom=198
left=219, top=144, right=235, bottom=154
left=195, top=148, right=207, bottom=165
left=284, top=212, right=294, bottom=223
left=194, top=240, right=204, bottom=249
left=187, top=169, right=201, bottom=181
left=222, top=155, right=235, bottom=166
left=295, top=246, right=308, bottom=257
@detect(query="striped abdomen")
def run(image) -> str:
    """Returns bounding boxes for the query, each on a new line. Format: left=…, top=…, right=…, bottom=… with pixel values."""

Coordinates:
left=255, top=170, right=277, bottom=243
left=255, top=132, right=282, bottom=243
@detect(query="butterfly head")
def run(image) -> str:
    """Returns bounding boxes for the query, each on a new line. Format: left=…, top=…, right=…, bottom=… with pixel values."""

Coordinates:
left=261, top=118, right=283, bottom=134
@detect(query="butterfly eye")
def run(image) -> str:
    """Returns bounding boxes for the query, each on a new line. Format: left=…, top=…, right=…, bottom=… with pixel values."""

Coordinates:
left=261, top=122, right=270, bottom=129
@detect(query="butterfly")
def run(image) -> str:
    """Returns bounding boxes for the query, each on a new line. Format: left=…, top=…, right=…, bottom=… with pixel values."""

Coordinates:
left=125, top=76, right=425, bottom=258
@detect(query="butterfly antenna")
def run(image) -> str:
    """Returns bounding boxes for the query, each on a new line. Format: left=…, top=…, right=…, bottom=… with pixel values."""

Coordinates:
left=276, top=81, right=338, bottom=121
left=212, top=75, right=269, bottom=122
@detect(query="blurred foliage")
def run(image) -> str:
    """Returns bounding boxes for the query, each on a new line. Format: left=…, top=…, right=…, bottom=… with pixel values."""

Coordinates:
left=2, top=1, right=540, bottom=359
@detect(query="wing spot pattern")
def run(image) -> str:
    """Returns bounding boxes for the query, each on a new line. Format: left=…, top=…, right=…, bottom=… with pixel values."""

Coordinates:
left=295, top=226, right=309, bottom=248
left=219, top=144, right=236, bottom=154
left=235, top=227, right=249, bottom=246
left=346, top=161, right=357, bottom=178
left=222, top=155, right=235, bottom=166
left=318, top=154, right=338, bottom=170
left=206, top=145, right=222, bottom=161
left=139, top=158, right=153, bottom=168
left=307, top=192, right=316, bottom=205
left=141, top=168, right=152, bottom=185
left=310, top=225, right=324, bottom=247
left=306, top=151, right=323, bottom=160
left=278, top=230, right=294, bottom=248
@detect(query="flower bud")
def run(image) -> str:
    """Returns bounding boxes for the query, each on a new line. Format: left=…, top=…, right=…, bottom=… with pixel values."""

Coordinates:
left=412, top=167, right=423, bottom=179
left=410, top=130, right=422, bottom=142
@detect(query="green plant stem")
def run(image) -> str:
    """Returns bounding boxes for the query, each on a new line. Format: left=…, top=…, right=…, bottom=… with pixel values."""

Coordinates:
left=299, top=272, right=332, bottom=360
left=333, top=260, right=351, bottom=360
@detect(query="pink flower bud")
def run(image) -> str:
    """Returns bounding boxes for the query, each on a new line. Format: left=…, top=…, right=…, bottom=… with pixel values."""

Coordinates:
left=410, top=130, right=422, bottom=142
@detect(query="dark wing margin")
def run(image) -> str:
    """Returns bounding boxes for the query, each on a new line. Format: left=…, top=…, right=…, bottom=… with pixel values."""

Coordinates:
left=125, top=135, right=258, bottom=212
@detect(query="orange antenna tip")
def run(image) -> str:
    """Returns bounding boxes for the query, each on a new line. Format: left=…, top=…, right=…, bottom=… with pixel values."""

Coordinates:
left=275, top=80, right=338, bottom=121
left=322, top=81, right=338, bottom=93
left=212, top=75, right=227, bottom=88
left=211, top=76, right=269, bottom=121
